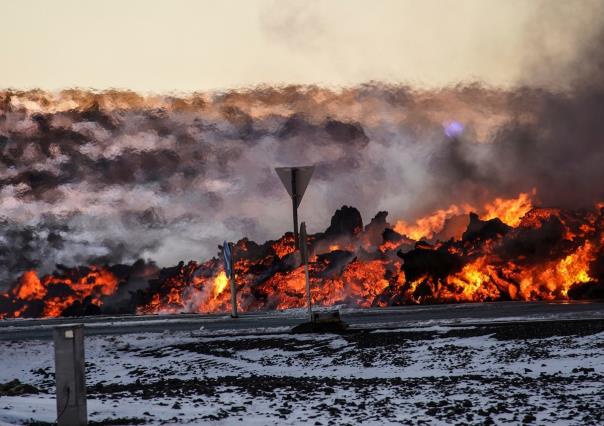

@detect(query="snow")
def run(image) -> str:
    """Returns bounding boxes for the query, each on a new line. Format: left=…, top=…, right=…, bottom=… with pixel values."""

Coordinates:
left=1, top=321, right=603, bottom=424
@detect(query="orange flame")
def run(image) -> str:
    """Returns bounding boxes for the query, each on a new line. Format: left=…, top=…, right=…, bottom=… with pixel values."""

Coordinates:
left=393, top=191, right=536, bottom=241
left=481, top=190, right=535, bottom=227
left=13, top=271, right=46, bottom=300
left=394, top=204, right=474, bottom=240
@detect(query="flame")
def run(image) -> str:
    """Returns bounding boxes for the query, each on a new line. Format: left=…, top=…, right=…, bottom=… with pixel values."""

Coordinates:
left=13, top=271, right=46, bottom=300
left=394, top=204, right=473, bottom=240
left=393, top=191, right=536, bottom=240
left=443, top=257, right=501, bottom=302
left=517, top=242, right=594, bottom=300
left=481, top=190, right=535, bottom=227
left=213, top=271, right=229, bottom=298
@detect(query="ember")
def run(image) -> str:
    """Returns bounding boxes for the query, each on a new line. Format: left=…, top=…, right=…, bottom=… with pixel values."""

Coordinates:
left=2, top=192, right=604, bottom=319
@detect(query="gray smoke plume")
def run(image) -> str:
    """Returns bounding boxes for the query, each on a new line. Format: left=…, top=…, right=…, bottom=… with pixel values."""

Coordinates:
left=1, top=21, right=604, bottom=287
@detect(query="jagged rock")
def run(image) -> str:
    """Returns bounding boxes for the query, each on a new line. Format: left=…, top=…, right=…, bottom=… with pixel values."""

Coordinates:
left=382, top=228, right=400, bottom=242
left=324, top=206, right=363, bottom=237
left=462, top=213, right=510, bottom=242
left=398, top=244, right=463, bottom=282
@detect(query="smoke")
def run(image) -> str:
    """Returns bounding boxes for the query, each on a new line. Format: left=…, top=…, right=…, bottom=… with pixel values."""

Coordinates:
left=2, top=16, right=604, bottom=287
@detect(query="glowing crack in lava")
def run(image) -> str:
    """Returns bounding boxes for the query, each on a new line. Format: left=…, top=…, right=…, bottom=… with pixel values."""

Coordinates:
left=1, top=191, right=604, bottom=319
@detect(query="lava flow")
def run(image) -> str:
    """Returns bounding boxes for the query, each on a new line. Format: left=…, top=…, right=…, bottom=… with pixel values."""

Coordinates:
left=1, top=192, right=604, bottom=319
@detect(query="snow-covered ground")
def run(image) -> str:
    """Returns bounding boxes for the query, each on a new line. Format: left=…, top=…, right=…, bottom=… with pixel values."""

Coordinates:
left=1, top=319, right=603, bottom=425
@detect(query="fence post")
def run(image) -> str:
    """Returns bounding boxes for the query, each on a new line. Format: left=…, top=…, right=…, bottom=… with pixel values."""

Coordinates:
left=54, top=324, right=87, bottom=426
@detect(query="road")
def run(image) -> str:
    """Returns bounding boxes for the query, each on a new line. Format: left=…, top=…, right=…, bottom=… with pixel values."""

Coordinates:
left=1, top=301, right=603, bottom=341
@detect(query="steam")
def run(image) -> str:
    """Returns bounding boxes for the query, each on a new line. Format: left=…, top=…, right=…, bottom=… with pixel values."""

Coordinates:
left=1, top=24, right=604, bottom=286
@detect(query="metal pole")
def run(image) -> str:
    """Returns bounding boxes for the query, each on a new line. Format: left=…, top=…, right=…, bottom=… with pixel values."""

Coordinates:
left=300, top=222, right=312, bottom=322
left=291, top=169, right=299, bottom=249
left=54, top=325, right=87, bottom=426
left=304, top=262, right=312, bottom=322
left=229, top=274, right=238, bottom=318
left=228, top=243, right=238, bottom=318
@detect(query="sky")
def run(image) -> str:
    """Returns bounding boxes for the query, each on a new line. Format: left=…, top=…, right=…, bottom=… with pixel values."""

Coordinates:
left=2, top=0, right=602, bottom=92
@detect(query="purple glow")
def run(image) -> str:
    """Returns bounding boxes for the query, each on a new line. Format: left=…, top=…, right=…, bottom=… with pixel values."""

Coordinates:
left=444, top=120, right=464, bottom=138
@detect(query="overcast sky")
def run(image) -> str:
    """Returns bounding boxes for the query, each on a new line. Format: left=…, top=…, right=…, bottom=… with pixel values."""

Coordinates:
left=1, top=0, right=602, bottom=92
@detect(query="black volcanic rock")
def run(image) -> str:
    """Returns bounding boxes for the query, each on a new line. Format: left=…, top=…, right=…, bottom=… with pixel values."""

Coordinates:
left=397, top=244, right=463, bottom=281
left=324, top=206, right=363, bottom=238
left=398, top=243, right=463, bottom=282
left=61, top=297, right=102, bottom=317
left=462, top=213, right=510, bottom=242
left=497, top=213, right=568, bottom=263
left=589, top=252, right=604, bottom=281
left=0, top=379, right=39, bottom=396
left=45, top=282, right=76, bottom=298
left=383, top=228, right=404, bottom=243
left=567, top=281, right=604, bottom=299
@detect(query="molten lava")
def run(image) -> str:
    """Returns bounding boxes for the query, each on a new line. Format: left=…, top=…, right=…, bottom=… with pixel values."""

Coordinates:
left=2, top=190, right=604, bottom=319
left=1, top=267, right=118, bottom=319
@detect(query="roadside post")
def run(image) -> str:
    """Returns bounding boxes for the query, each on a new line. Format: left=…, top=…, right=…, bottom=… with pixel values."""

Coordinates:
left=275, top=166, right=314, bottom=249
left=223, top=241, right=238, bottom=318
left=53, top=324, right=87, bottom=426
left=300, top=222, right=313, bottom=322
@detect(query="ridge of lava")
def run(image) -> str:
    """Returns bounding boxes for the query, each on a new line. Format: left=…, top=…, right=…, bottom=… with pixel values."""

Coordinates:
left=2, top=198, right=604, bottom=319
